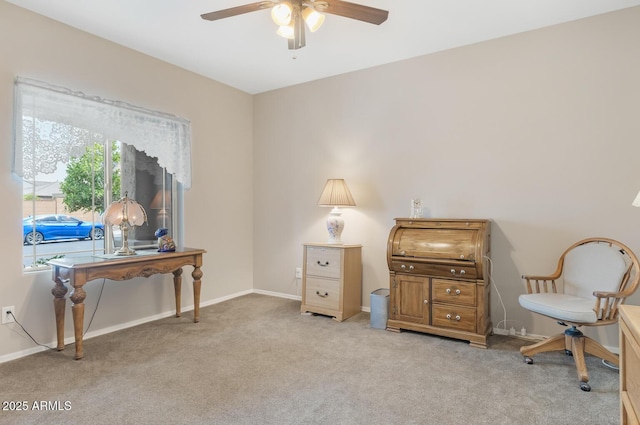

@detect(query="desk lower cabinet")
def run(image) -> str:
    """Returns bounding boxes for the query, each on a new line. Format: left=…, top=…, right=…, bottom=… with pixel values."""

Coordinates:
left=620, top=304, right=640, bottom=425
left=301, top=243, right=362, bottom=322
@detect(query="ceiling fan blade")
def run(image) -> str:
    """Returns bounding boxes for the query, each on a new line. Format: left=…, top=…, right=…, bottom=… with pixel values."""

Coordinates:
left=320, top=1, right=389, bottom=25
left=201, top=1, right=275, bottom=21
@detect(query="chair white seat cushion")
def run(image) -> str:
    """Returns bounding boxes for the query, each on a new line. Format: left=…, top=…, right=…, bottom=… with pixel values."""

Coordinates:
left=518, top=293, right=597, bottom=324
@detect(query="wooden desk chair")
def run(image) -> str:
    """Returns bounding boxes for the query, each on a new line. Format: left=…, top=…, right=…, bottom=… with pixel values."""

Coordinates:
left=518, top=238, right=640, bottom=391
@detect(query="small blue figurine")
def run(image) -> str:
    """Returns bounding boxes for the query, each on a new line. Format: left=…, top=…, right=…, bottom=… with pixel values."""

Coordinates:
left=155, top=228, right=176, bottom=252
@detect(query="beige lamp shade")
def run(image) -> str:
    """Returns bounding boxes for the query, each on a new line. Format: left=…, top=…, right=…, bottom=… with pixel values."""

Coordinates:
left=317, top=179, right=356, bottom=207
left=102, top=198, right=147, bottom=226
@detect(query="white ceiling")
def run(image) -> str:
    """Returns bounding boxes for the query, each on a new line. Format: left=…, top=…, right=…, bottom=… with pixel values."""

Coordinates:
left=7, top=0, right=640, bottom=94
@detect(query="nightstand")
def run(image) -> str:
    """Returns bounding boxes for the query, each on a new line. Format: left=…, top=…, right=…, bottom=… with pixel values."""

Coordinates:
left=301, top=243, right=362, bottom=321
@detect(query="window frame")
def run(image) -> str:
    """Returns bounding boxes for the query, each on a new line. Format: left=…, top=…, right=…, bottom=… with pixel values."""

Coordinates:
left=22, top=144, right=182, bottom=272
left=15, top=78, right=187, bottom=272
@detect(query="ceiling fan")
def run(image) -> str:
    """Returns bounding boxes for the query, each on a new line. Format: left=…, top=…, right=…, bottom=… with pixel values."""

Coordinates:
left=201, top=1, right=389, bottom=50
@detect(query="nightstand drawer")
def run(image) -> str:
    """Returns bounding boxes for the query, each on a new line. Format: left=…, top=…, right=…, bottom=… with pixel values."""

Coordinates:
left=306, top=246, right=341, bottom=278
left=305, top=277, right=340, bottom=310
left=432, top=304, right=476, bottom=333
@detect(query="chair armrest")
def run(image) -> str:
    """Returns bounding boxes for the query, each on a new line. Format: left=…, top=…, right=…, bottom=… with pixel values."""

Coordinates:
left=521, top=274, right=560, bottom=294
left=592, top=290, right=620, bottom=298
left=592, top=290, right=627, bottom=322
left=522, top=274, right=561, bottom=281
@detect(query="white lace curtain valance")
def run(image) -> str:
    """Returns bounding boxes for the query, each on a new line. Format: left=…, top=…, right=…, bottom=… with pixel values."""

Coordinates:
left=13, top=77, right=192, bottom=189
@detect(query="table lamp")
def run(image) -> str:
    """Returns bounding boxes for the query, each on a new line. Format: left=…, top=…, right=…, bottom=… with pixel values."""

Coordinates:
left=102, top=192, right=148, bottom=255
left=317, top=179, right=356, bottom=244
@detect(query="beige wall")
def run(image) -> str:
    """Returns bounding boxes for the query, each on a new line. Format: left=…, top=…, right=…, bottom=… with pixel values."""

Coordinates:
left=253, top=6, right=640, bottom=347
left=0, top=2, right=254, bottom=359
left=2, top=1, right=640, bottom=361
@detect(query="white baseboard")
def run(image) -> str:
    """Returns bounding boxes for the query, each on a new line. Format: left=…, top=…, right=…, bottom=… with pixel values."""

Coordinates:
left=253, top=289, right=300, bottom=301
left=493, top=327, right=544, bottom=342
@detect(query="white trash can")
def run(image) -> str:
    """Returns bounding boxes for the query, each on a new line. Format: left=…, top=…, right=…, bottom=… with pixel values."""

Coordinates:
left=370, top=288, right=390, bottom=329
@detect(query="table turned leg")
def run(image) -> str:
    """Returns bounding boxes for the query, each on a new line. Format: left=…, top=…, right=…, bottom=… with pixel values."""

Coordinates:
left=69, top=286, right=86, bottom=360
left=173, top=268, right=183, bottom=317
left=192, top=266, right=203, bottom=323
left=51, top=277, right=68, bottom=351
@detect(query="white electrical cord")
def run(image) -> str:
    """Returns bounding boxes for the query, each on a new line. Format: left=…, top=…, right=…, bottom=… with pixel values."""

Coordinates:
left=485, top=255, right=525, bottom=334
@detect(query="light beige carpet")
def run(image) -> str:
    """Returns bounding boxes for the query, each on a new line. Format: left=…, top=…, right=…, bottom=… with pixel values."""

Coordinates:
left=0, top=293, right=619, bottom=424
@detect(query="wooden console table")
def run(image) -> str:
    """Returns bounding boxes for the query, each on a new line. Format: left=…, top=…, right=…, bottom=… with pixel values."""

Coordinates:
left=49, top=248, right=206, bottom=360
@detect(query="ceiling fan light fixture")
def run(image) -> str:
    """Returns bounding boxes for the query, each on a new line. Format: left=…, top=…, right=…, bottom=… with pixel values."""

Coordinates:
left=271, top=2, right=292, bottom=26
left=276, top=24, right=295, bottom=39
left=302, top=7, right=325, bottom=32
left=200, top=0, right=388, bottom=51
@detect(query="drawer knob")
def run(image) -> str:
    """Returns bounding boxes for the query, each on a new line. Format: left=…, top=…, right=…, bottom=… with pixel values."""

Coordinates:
left=409, top=265, right=414, bottom=271
left=450, top=269, right=466, bottom=276
left=401, top=264, right=406, bottom=269
left=317, top=261, right=329, bottom=267
left=446, top=313, right=461, bottom=321
left=446, top=288, right=461, bottom=295
left=423, top=299, right=429, bottom=304
left=316, top=291, right=329, bottom=298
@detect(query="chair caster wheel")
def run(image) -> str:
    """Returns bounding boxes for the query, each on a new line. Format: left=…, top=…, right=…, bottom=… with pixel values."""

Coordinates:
left=580, top=382, right=591, bottom=392
left=524, top=356, right=533, bottom=364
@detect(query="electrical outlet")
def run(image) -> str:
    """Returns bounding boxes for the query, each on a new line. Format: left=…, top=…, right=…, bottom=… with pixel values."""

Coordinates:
left=295, top=268, right=302, bottom=279
left=2, top=306, right=15, bottom=325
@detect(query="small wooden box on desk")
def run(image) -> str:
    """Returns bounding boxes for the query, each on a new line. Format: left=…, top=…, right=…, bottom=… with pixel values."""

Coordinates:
left=301, top=243, right=362, bottom=322
left=620, top=304, right=640, bottom=425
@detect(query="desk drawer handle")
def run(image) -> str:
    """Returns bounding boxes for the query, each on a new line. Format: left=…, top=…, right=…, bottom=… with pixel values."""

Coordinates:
left=316, top=291, right=329, bottom=298
left=450, top=269, right=466, bottom=276
left=446, top=313, right=461, bottom=321
left=317, top=261, right=330, bottom=267
left=446, top=288, right=461, bottom=295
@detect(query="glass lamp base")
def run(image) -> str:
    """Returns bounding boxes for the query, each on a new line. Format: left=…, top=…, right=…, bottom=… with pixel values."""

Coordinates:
left=114, top=246, right=137, bottom=256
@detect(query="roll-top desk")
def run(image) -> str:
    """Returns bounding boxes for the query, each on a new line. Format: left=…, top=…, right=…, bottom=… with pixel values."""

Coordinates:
left=386, top=219, right=491, bottom=348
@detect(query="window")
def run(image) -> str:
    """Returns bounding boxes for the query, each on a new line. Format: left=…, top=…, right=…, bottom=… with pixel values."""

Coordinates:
left=14, top=78, right=191, bottom=271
